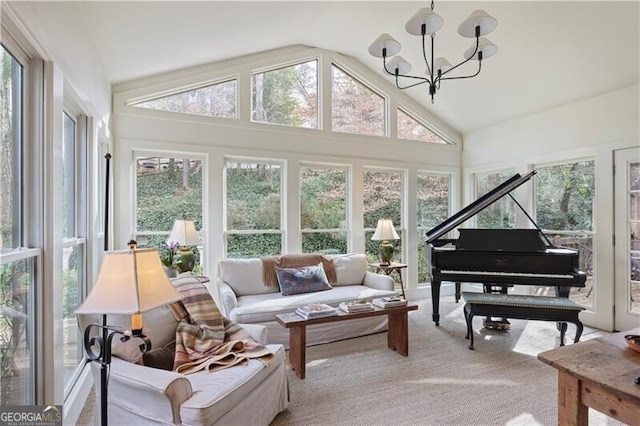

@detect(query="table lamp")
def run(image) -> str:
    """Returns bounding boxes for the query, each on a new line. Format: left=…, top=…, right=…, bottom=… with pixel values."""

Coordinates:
left=371, top=219, right=399, bottom=265
left=75, top=242, right=183, bottom=426
left=168, top=219, right=201, bottom=273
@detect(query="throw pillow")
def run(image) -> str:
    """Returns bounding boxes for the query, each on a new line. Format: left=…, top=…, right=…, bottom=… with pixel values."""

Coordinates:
left=141, top=341, right=176, bottom=371
left=275, top=262, right=332, bottom=296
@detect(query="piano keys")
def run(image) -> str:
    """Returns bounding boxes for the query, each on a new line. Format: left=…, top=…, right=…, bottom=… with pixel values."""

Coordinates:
left=425, top=171, right=587, bottom=326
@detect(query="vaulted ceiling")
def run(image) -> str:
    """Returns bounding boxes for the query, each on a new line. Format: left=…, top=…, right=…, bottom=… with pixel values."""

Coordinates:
left=73, top=1, right=638, bottom=133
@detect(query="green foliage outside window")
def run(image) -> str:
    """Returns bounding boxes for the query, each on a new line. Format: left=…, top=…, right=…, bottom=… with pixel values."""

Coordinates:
left=136, top=158, right=203, bottom=233
left=252, top=60, right=318, bottom=128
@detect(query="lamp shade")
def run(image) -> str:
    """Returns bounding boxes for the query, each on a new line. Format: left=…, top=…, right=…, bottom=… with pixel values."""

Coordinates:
left=371, top=219, right=400, bottom=241
left=386, top=56, right=412, bottom=76
left=463, top=37, right=498, bottom=61
left=368, top=33, right=401, bottom=58
left=457, top=9, right=498, bottom=38
left=75, top=248, right=183, bottom=315
left=434, top=57, right=453, bottom=75
left=405, top=8, right=444, bottom=36
left=168, top=219, right=201, bottom=246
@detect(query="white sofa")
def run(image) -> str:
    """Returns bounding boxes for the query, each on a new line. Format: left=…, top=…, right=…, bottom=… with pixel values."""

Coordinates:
left=77, top=304, right=289, bottom=426
left=212, top=253, right=397, bottom=347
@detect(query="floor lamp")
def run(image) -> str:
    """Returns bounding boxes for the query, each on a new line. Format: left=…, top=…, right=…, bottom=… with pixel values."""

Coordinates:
left=75, top=243, right=183, bottom=426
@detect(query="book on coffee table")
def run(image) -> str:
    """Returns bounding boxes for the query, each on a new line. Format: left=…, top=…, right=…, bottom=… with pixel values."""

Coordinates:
left=295, top=303, right=338, bottom=319
left=372, top=297, right=408, bottom=309
left=338, top=300, right=374, bottom=313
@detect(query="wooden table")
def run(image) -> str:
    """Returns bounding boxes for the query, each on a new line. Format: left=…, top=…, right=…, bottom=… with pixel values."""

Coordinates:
left=370, top=262, right=408, bottom=299
left=538, top=328, right=640, bottom=425
left=275, top=303, right=418, bottom=379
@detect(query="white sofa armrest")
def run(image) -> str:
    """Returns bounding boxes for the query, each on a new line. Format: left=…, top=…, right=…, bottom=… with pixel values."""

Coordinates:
left=363, top=271, right=394, bottom=290
left=214, top=278, right=238, bottom=317
left=239, top=323, right=268, bottom=344
left=98, top=357, right=192, bottom=425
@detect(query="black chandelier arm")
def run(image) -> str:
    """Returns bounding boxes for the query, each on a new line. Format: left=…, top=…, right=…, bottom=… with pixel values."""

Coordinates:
left=434, top=36, right=480, bottom=84
left=439, top=60, right=482, bottom=82
left=395, top=75, right=430, bottom=90
left=421, top=32, right=434, bottom=83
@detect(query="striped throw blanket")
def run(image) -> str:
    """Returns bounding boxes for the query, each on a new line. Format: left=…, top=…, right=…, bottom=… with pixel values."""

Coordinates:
left=169, top=273, right=273, bottom=374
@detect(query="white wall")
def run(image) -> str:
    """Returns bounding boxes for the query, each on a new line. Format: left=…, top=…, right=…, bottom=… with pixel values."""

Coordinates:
left=463, top=85, right=639, bottom=168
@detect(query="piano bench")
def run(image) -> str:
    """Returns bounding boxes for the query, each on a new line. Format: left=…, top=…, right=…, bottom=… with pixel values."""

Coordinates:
left=461, top=292, right=585, bottom=350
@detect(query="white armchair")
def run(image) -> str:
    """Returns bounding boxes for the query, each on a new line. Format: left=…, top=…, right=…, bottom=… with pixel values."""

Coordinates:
left=77, top=304, right=289, bottom=425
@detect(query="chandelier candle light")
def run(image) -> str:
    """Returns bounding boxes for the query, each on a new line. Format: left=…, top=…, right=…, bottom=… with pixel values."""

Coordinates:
left=368, top=0, right=498, bottom=103
left=372, top=219, right=400, bottom=265
left=169, top=219, right=202, bottom=273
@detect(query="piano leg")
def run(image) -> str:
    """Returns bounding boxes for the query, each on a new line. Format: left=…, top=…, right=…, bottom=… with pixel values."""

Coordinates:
left=557, top=322, right=567, bottom=346
left=431, top=279, right=441, bottom=326
left=455, top=282, right=461, bottom=303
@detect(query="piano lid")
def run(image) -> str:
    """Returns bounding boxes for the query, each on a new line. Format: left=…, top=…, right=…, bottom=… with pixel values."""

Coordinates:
left=425, top=170, right=537, bottom=244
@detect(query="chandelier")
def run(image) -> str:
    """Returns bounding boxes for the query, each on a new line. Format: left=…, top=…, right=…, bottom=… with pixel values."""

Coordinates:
left=368, top=1, right=498, bottom=103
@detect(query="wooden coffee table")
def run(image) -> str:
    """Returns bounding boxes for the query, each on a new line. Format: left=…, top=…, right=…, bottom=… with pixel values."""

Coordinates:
left=275, top=303, right=418, bottom=378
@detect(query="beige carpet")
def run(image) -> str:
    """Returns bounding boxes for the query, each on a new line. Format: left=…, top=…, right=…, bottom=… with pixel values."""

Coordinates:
left=271, top=297, right=624, bottom=426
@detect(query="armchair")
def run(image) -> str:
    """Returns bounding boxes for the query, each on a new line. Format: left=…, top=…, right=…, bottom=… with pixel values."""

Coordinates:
left=77, top=302, right=289, bottom=425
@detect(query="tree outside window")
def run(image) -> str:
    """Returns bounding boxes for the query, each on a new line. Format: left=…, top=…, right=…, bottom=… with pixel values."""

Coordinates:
left=536, top=161, right=595, bottom=308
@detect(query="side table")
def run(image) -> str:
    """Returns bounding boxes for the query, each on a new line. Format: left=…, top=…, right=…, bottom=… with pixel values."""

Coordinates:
left=370, top=262, right=407, bottom=299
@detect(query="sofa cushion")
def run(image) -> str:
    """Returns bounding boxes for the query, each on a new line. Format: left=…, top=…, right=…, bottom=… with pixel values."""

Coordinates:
left=228, top=285, right=397, bottom=324
left=180, top=344, right=286, bottom=425
left=331, top=253, right=368, bottom=285
left=218, top=258, right=278, bottom=296
left=275, top=262, right=332, bottom=296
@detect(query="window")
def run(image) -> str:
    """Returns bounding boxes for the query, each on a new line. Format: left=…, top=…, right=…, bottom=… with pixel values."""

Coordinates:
left=131, top=79, right=237, bottom=119
left=331, top=65, right=385, bottom=136
left=536, top=160, right=595, bottom=307
left=225, top=161, right=282, bottom=257
left=252, top=60, right=318, bottom=128
left=397, top=108, right=448, bottom=144
left=300, top=165, right=347, bottom=254
left=62, top=106, right=89, bottom=395
left=363, top=170, right=403, bottom=263
left=474, top=170, right=517, bottom=228
left=135, top=156, right=204, bottom=270
left=0, top=42, right=38, bottom=404
left=417, top=173, right=451, bottom=283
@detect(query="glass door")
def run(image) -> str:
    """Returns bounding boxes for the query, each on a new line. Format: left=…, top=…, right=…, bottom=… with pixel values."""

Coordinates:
left=614, top=147, right=640, bottom=330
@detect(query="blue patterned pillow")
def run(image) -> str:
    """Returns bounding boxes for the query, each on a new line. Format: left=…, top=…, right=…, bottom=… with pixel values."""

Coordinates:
left=275, top=262, right=332, bottom=296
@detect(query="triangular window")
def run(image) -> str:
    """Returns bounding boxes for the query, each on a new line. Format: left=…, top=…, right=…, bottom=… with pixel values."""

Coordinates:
left=331, top=65, right=385, bottom=137
left=131, top=79, right=237, bottom=119
left=397, top=108, right=448, bottom=144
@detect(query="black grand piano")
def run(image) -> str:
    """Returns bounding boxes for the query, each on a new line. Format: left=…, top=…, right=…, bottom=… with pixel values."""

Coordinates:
left=425, top=170, right=587, bottom=326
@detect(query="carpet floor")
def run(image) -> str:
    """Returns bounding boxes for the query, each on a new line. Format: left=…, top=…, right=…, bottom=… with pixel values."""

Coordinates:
left=76, top=297, right=627, bottom=425
left=271, top=297, right=625, bottom=426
